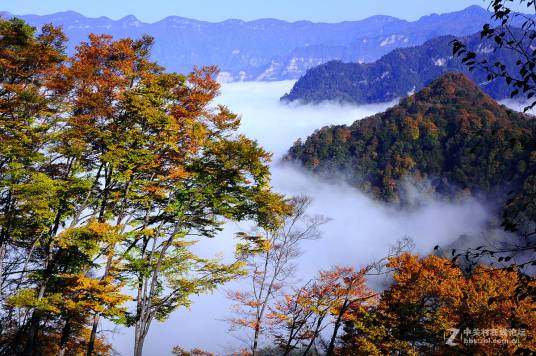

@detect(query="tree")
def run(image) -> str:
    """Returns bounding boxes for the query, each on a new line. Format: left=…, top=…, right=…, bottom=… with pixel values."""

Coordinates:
left=267, top=266, right=375, bottom=356
left=267, top=282, right=317, bottom=355
left=322, top=267, right=376, bottom=356
left=116, top=63, right=288, bottom=356
left=227, top=196, right=326, bottom=355
left=338, top=253, right=536, bottom=355
left=264, top=239, right=412, bottom=356
left=453, top=0, right=536, bottom=112
left=0, top=19, right=288, bottom=356
left=0, top=17, right=66, bottom=300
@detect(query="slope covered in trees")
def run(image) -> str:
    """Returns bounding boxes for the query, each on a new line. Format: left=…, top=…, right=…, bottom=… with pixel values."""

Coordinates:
left=281, top=31, right=522, bottom=104
left=286, top=73, right=536, bottom=229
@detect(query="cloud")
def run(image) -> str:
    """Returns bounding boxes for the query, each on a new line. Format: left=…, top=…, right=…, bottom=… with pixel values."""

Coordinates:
left=216, top=81, right=396, bottom=156
left=106, top=81, right=498, bottom=355
left=499, top=99, right=536, bottom=115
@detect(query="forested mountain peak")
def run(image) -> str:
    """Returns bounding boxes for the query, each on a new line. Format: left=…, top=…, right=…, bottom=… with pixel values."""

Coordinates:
left=286, top=73, right=536, bottom=227
left=407, top=72, right=510, bottom=116
left=418, top=72, right=484, bottom=99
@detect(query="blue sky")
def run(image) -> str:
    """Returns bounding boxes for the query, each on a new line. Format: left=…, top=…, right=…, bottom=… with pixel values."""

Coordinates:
left=0, top=0, right=529, bottom=22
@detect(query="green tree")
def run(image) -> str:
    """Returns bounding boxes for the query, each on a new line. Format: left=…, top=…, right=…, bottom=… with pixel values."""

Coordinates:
left=0, top=19, right=289, bottom=356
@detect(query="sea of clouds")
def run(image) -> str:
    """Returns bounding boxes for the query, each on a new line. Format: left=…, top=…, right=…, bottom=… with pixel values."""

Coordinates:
left=107, top=81, right=500, bottom=355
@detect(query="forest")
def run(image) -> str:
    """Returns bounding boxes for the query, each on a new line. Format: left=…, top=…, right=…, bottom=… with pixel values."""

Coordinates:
left=280, top=30, right=525, bottom=105
left=287, top=73, right=536, bottom=233
left=1, top=0, right=536, bottom=355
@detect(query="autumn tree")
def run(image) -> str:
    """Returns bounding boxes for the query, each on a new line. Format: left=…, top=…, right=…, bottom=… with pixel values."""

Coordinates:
left=267, top=266, right=375, bottom=356
left=267, top=283, right=317, bottom=355
left=0, top=18, right=288, bottom=356
left=0, top=17, right=66, bottom=301
left=0, top=17, right=105, bottom=355
left=227, top=196, right=326, bottom=355
left=338, top=253, right=536, bottom=355
left=264, top=239, right=411, bottom=356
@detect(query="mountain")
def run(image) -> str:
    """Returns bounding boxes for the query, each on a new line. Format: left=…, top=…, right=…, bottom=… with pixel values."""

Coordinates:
left=0, top=6, right=496, bottom=81
left=281, top=31, right=522, bottom=104
left=286, top=73, right=536, bottom=226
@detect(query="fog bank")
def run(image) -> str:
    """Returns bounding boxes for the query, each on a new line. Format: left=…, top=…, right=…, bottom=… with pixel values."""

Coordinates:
left=108, top=81, right=496, bottom=355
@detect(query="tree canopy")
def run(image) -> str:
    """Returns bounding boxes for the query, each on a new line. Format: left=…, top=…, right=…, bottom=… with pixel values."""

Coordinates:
left=0, top=17, right=289, bottom=356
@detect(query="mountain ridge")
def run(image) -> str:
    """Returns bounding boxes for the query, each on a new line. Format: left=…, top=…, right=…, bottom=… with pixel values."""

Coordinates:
left=0, top=6, right=497, bottom=81
left=281, top=30, right=524, bottom=104
left=0, top=5, right=488, bottom=26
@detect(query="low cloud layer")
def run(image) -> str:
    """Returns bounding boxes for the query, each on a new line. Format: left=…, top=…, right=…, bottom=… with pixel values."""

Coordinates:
left=107, top=81, right=498, bottom=355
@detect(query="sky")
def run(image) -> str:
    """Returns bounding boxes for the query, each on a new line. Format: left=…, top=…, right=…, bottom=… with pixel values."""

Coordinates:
left=0, top=0, right=529, bottom=23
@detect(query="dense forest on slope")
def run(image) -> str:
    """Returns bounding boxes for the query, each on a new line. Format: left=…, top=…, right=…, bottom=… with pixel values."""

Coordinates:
left=286, top=73, right=536, bottom=228
left=281, top=31, right=522, bottom=104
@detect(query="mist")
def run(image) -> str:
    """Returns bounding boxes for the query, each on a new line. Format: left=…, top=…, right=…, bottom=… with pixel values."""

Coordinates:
left=106, top=81, right=498, bottom=355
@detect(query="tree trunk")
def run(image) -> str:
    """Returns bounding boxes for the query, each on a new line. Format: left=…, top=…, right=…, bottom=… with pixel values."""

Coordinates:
left=87, top=213, right=119, bottom=356
left=252, top=324, right=260, bottom=356
left=326, top=315, right=343, bottom=356
left=132, top=234, right=172, bottom=356
left=134, top=320, right=149, bottom=356
left=302, top=336, right=315, bottom=356
left=86, top=313, right=100, bottom=356
left=302, top=326, right=320, bottom=356
left=23, top=312, right=40, bottom=356
left=58, top=317, right=72, bottom=356
left=326, top=301, right=348, bottom=356
left=86, top=251, right=114, bottom=356
left=0, top=242, right=6, bottom=293
left=0, top=190, right=13, bottom=291
left=133, top=332, right=144, bottom=356
left=283, top=325, right=295, bottom=356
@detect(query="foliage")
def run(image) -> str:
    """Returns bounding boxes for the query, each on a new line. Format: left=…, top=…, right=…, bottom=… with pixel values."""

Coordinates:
left=268, top=266, right=375, bottom=356
left=453, top=0, right=536, bottom=111
left=0, top=17, right=288, bottom=356
left=287, top=73, right=536, bottom=232
left=337, top=253, right=536, bottom=355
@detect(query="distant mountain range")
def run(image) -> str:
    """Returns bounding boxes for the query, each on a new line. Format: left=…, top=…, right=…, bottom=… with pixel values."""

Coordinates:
left=286, top=73, right=536, bottom=226
left=0, top=6, right=499, bottom=81
left=281, top=31, right=521, bottom=104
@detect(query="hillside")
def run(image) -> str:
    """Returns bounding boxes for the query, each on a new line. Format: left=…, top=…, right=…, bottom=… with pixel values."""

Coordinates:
left=286, top=73, right=536, bottom=227
left=0, top=6, right=495, bottom=81
left=281, top=32, right=522, bottom=104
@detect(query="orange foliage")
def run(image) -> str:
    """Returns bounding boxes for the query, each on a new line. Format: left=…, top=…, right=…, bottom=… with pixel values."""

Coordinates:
left=339, top=253, right=536, bottom=355
left=172, top=346, right=215, bottom=356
